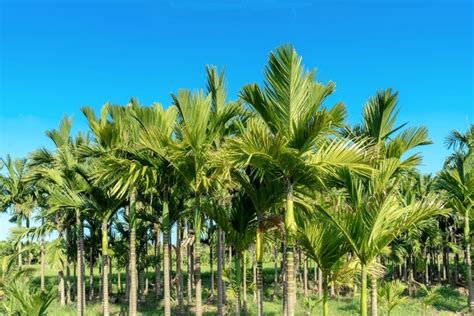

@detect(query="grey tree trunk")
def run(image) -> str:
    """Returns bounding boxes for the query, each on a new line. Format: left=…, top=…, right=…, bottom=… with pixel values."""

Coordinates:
left=76, top=210, right=86, bottom=316
left=59, top=270, right=66, bottom=306
left=89, top=248, right=94, bottom=301
left=128, top=198, right=138, bottom=316
left=370, top=273, right=378, bottom=316
left=154, top=224, right=161, bottom=298
left=177, top=220, right=184, bottom=313
left=217, top=227, right=224, bottom=315
left=40, top=236, right=45, bottom=293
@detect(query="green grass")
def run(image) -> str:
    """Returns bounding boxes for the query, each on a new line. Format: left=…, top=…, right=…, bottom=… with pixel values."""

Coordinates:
left=24, top=263, right=469, bottom=315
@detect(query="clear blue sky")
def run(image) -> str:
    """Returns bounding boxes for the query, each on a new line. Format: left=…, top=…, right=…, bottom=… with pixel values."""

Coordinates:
left=0, top=0, right=472, bottom=238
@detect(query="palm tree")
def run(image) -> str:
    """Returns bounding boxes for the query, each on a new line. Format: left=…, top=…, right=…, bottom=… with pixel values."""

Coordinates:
left=437, top=124, right=474, bottom=312
left=81, top=102, right=143, bottom=316
left=318, top=165, right=445, bottom=316
left=226, top=44, right=371, bottom=315
left=0, top=155, right=35, bottom=268
left=169, top=66, right=242, bottom=316
left=297, top=196, right=352, bottom=316
left=342, top=88, right=435, bottom=316
left=229, top=169, right=285, bottom=316
left=28, top=117, right=89, bottom=316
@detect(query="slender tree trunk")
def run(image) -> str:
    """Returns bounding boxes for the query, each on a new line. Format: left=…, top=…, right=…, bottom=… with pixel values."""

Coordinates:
left=464, top=210, right=474, bottom=312
left=256, top=228, right=264, bottom=316
left=177, top=220, right=184, bottom=314
left=370, top=273, right=378, bottom=316
left=322, top=273, right=329, bottom=316
left=243, top=251, right=247, bottom=313
left=454, top=253, right=460, bottom=284
left=361, top=263, right=368, bottom=316
left=102, top=219, right=110, bottom=316
left=128, top=196, right=138, bottom=316
left=162, top=194, right=171, bottom=316
left=234, top=252, right=242, bottom=316
left=209, top=236, right=215, bottom=299
left=253, top=251, right=257, bottom=304
left=89, top=248, right=94, bottom=301
left=285, top=184, right=296, bottom=316
left=40, top=233, right=45, bottom=293
left=303, top=254, right=308, bottom=298
left=16, top=214, right=22, bottom=268
left=194, top=205, right=203, bottom=316
left=154, top=224, right=161, bottom=298
left=273, top=245, right=278, bottom=299
left=217, top=227, right=224, bottom=315
left=66, top=262, right=72, bottom=304
left=282, top=240, right=287, bottom=315
left=76, top=209, right=85, bottom=316
left=187, top=223, right=193, bottom=304
left=59, top=270, right=66, bottom=306
left=318, top=267, right=323, bottom=299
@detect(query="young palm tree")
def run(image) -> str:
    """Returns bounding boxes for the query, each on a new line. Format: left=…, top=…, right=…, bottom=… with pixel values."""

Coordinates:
left=318, top=165, right=445, bottom=316
left=297, top=208, right=351, bottom=316
left=226, top=45, right=371, bottom=315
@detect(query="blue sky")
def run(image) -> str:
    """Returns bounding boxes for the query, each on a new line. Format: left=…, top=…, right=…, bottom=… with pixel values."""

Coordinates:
left=0, top=0, right=472, bottom=239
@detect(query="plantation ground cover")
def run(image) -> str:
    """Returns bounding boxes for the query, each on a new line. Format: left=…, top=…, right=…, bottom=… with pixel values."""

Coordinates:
left=30, top=263, right=468, bottom=316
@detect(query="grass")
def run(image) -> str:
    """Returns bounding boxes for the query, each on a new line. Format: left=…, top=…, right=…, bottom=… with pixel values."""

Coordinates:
left=23, top=263, right=470, bottom=315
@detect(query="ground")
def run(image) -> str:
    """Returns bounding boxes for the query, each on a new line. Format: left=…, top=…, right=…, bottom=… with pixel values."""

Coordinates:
left=32, top=263, right=468, bottom=315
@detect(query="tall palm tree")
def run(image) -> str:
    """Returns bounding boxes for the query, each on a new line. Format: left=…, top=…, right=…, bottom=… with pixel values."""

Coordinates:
left=28, top=117, right=89, bottom=316
left=81, top=102, right=143, bottom=316
left=169, top=67, right=242, bottom=316
left=437, top=125, right=474, bottom=312
left=226, top=44, right=371, bottom=315
left=342, top=89, right=435, bottom=316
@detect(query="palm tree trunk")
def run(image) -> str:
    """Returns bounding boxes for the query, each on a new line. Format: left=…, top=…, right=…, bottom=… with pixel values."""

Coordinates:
left=187, top=231, right=193, bottom=304
left=89, top=248, right=94, bottom=301
left=243, top=250, right=247, bottom=313
left=318, top=267, right=323, bottom=299
left=17, top=216, right=22, bottom=268
left=209, top=237, right=215, bottom=299
left=303, top=254, right=308, bottom=298
left=59, top=270, right=66, bottom=306
left=322, top=272, right=329, bottom=316
left=176, top=220, right=184, bottom=314
left=102, top=219, right=110, bottom=316
left=217, top=227, right=224, bottom=315
left=464, top=210, right=474, bottom=312
left=40, top=233, right=45, bottom=293
left=285, top=184, right=297, bottom=316
left=162, top=195, right=171, bottom=316
left=370, top=273, right=378, bottom=316
left=256, top=227, right=264, bottom=316
left=274, top=245, right=278, bottom=299
left=66, top=262, right=72, bottom=304
left=128, top=196, right=138, bottom=316
left=253, top=251, right=257, bottom=304
left=154, top=224, right=161, bottom=298
left=234, top=252, right=242, bottom=316
left=76, top=209, right=86, bottom=316
left=194, top=219, right=203, bottom=316
left=361, top=263, right=368, bottom=316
